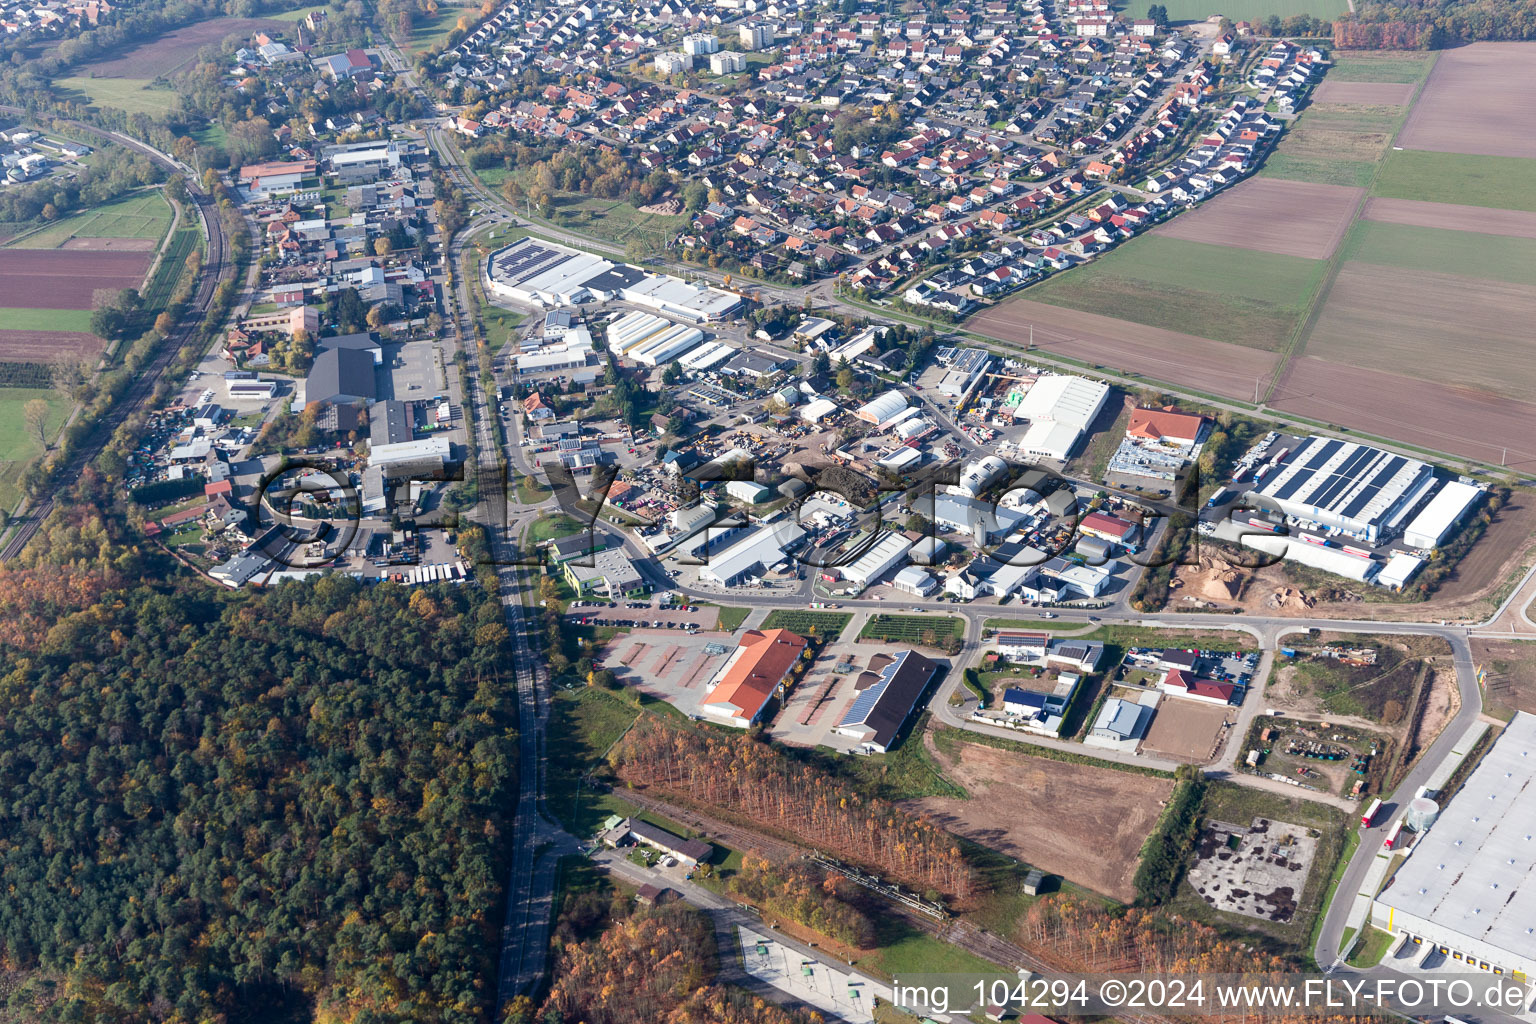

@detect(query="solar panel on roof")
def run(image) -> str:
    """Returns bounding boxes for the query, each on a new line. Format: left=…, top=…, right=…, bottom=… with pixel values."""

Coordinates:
left=1342, top=455, right=1405, bottom=518
left=839, top=679, right=888, bottom=727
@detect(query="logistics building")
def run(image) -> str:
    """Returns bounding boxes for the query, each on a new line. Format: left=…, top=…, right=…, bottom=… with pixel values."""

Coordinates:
left=1244, top=436, right=1436, bottom=543
left=1369, top=711, right=1536, bottom=984
left=1402, top=481, right=1482, bottom=550
left=698, top=520, right=806, bottom=586
left=485, top=237, right=738, bottom=321
left=1014, top=374, right=1110, bottom=461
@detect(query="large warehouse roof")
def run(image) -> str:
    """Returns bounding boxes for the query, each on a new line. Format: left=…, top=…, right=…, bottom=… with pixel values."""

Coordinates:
left=857, top=390, right=909, bottom=425
left=1015, top=374, right=1110, bottom=431
left=1403, top=481, right=1482, bottom=550
left=1252, top=437, right=1433, bottom=534
left=1377, top=712, right=1536, bottom=962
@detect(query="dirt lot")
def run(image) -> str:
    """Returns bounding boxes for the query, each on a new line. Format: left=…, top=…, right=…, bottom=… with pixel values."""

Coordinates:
left=1271, top=356, right=1536, bottom=469
left=76, top=18, right=289, bottom=77
left=0, top=329, right=104, bottom=364
left=1141, top=699, right=1235, bottom=762
left=1311, top=80, right=1417, bottom=106
left=1426, top=495, right=1536, bottom=604
left=60, top=236, right=158, bottom=251
left=0, top=250, right=152, bottom=309
left=906, top=730, right=1175, bottom=901
left=968, top=298, right=1280, bottom=401
left=1472, top=638, right=1536, bottom=718
left=1153, top=178, right=1362, bottom=259
left=1395, top=42, right=1536, bottom=159
left=1300, top=263, right=1536, bottom=402
left=1360, top=197, right=1536, bottom=239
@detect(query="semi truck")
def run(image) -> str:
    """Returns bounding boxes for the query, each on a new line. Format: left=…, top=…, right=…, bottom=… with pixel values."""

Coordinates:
left=1361, top=798, right=1383, bottom=827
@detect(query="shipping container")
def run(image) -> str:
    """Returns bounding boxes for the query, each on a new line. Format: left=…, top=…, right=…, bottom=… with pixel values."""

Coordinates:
left=1361, top=798, right=1383, bottom=828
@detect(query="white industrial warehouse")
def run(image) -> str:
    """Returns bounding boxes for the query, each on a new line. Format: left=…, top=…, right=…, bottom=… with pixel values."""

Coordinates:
left=485, top=236, right=740, bottom=321
left=1014, top=374, right=1110, bottom=461
left=1369, top=711, right=1536, bottom=987
left=1245, top=436, right=1436, bottom=544
left=1402, top=480, right=1483, bottom=550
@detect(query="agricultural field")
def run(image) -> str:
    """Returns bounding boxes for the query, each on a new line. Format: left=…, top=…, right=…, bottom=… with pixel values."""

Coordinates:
left=1298, top=263, right=1536, bottom=402
left=75, top=18, right=289, bottom=77
left=1323, top=51, right=1435, bottom=84
left=1360, top=197, right=1536, bottom=239
left=910, top=730, right=1175, bottom=902
left=1151, top=0, right=1346, bottom=23
left=1309, top=80, right=1416, bottom=106
left=0, top=309, right=93, bottom=333
left=399, top=1, right=477, bottom=54
left=1016, top=235, right=1327, bottom=351
left=0, top=250, right=152, bottom=310
left=760, top=609, right=853, bottom=640
left=1392, top=42, right=1536, bottom=159
left=52, top=77, right=181, bottom=117
left=8, top=191, right=171, bottom=250
left=1372, top=150, right=1536, bottom=213
left=969, top=296, right=1280, bottom=401
left=1152, top=177, right=1361, bottom=259
left=1335, top=220, right=1536, bottom=287
left=1257, top=114, right=1394, bottom=189
left=0, top=388, right=71, bottom=510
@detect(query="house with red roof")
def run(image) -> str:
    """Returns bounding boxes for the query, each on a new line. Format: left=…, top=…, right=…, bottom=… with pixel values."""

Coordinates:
left=1159, top=669, right=1236, bottom=705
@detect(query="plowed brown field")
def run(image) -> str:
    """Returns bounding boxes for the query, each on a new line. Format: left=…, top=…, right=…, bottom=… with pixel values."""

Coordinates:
left=968, top=299, right=1280, bottom=401
left=0, top=250, right=151, bottom=309
left=1301, top=263, right=1536, bottom=400
left=1270, top=357, right=1536, bottom=468
left=1361, top=197, right=1536, bottom=239
left=77, top=18, right=289, bottom=77
left=1395, top=42, right=1536, bottom=158
left=1153, top=178, right=1362, bottom=259
left=0, top=330, right=104, bottom=363
left=1311, top=80, right=1416, bottom=106
left=904, top=732, right=1173, bottom=901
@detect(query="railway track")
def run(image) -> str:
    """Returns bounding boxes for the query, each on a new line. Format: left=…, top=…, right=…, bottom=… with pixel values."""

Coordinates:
left=0, top=119, right=230, bottom=562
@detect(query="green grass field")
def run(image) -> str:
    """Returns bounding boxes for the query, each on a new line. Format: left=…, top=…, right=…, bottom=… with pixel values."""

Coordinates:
left=1022, top=235, right=1328, bottom=351
left=1338, top=220, right=1536, bottom=287
left=53, top=77, right=181, bottom=117
left=858, top=613, right=965, bottom=644
left=1325, top=52, right=1436, bottom=84
left=400, top=2, right=473, bottom=53
left=0, top=388, right=72, bottom=511
left=7, top=190, right=171, bottom=249
left=0, top=308, right=93, bottom=332
left=192, top=123, right=228, bottom=151
left=760, top=609, right=853, bottom=640
left=544, top=688, right=642, bottom=835
left=1373, top=150, right=1536, bottom=213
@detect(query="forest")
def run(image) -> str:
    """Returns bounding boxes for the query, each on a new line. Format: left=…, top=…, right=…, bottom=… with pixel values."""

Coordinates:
left=0, top=147, right=162, bottom=227
left=1333, top=0, right=1536, bottom=46
left=0, top=572, right=518, bottom=1024
left=727, top=855, right=876, bottom=948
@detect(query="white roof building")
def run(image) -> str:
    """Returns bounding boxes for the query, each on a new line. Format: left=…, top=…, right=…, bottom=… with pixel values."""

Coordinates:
left=1402, top=481, right=1482, bottom=550
left=800, top=397, right=839, bottom=423
left=1012, top=375, right=1110, bottom=461
left=1370, top=711, right=1536, bottom=981
left=840, top=530, right=913, bottom=587
left=698, top=521, right=806, bottom=586
left=856, top=390, right=909, bottom=425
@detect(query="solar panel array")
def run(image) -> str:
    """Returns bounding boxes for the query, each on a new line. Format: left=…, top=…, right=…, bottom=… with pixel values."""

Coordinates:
left=1259, top=437, right=1428, bottom=532
left=492, top=240, right=575, bottom=285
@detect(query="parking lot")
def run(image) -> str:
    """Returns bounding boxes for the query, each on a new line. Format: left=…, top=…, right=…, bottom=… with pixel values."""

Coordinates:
left=569, top=601, right=721, bottom=631
left=600, top=629, right=735, bottom=716
left=770, top=635, right=883, bottom=752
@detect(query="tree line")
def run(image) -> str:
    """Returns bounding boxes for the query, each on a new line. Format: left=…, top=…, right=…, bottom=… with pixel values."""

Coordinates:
left=728, top=854, right=876, bottom=948
left=1334, top=0, right=1536, bottom=46
left=614, top=721, right=974, bottom=898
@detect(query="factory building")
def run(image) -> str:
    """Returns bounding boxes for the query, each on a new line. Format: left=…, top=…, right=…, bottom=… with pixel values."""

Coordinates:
left=1369, top=712, right=1536, bottom=985
left=839, top=531, right=913, bottom=588
left=1014, top=374, right=1110, bottom=461
left=699, top=628, right=807, bottom=728
left=485, top=237, right=738, bottom=321
left=630, top=324, right=705, bottom=366
left=698, top=520, right=807, bottom=586
left=1402, top=481, right=1483, bottom=550
left=1244, top=436, right=1436, bottom=544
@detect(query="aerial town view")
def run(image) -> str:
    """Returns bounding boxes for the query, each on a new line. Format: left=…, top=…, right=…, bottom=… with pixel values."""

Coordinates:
left=0, top=0, right=1534, bottom=1020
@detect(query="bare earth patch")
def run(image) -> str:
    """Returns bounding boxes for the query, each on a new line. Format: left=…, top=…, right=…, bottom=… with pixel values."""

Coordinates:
left=1141, top=700, right=1235, bottom=762
left=1360, top=197, right=1536, bottom=239
left=0, top=250, right=152, bottom=309
left=1299, top=263, right=1536, bottom=402
left=1395, top=42, right=1536, bottom=158
left=1311, top=80, right=1416, bottom=106
left=1154, top=178, right=1362, bottom=260
left=968, top=298, right=1280, bottom=401
left=905, top=730, right=1174, bottom=902
left=0, top=330, right=105, bottom=363
left=59, top=236, right=157, bottom=251
left=1270, top=356, right=1536, bottom=469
